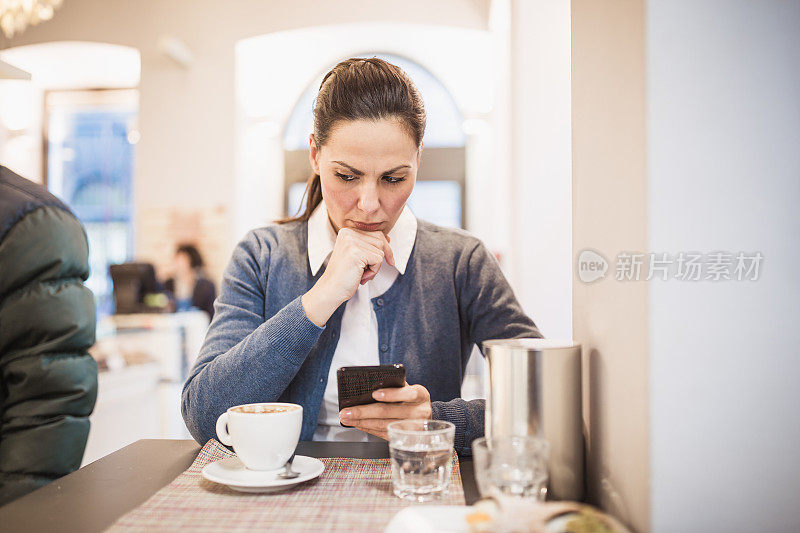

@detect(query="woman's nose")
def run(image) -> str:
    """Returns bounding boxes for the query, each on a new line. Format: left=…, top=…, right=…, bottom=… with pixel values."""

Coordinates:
left=357, top=182, right=380, bottom=214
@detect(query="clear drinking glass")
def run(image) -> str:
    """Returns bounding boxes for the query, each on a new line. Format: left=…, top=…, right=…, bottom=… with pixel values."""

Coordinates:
left=387, top=419, right=456, bottom=502
left=472, top=435, right=550, bottom=502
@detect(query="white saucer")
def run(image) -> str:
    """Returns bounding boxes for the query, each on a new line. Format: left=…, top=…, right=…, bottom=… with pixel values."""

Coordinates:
left=201, top=455, right=325, bottom=493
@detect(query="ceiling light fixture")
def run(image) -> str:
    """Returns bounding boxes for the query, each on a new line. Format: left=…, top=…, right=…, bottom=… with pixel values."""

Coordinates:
left=0, top=0, right=63, bottom=39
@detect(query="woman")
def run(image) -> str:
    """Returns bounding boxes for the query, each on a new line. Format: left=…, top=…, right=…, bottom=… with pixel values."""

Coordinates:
left=182, top=57, right=543, bottom=454
left=164, top=244, right=216, bottom=320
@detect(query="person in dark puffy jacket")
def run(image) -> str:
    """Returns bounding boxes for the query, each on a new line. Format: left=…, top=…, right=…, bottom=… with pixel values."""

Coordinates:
left=0, top=165, right=98, bottom=506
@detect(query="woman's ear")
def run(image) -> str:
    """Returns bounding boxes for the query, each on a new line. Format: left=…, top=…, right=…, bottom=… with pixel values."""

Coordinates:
left=309, top=134, right=320, bottom=173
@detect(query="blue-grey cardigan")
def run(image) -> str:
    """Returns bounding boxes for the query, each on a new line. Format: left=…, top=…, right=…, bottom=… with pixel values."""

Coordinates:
left=181, top=218, right=543, bottom=454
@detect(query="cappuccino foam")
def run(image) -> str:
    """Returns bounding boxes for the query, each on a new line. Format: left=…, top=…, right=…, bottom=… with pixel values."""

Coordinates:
left=232, top=404, right=299, bottom=414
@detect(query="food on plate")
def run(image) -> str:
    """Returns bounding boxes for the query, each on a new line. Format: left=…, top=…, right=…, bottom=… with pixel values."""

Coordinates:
left=465, top=498, right=631, bottom=533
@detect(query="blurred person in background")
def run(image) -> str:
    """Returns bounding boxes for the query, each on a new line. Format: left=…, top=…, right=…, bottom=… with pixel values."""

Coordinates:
left=0, top=165, right=98, bottom=506
left=164, top=244, right=216, bottom=320
left=182, top=58, right=543, bottom=454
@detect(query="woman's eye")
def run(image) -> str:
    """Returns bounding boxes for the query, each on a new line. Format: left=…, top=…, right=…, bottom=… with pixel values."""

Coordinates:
left=383, top=176, right=406, bottom=184
left=335, top=172, right=356, bottom=182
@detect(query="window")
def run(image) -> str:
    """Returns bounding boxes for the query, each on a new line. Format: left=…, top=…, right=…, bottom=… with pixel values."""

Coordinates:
left=45, top=89, right=138, bottom=317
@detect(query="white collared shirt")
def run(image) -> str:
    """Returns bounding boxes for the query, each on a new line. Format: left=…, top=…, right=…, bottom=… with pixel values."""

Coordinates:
left=308, top=199, right=418, bottom=442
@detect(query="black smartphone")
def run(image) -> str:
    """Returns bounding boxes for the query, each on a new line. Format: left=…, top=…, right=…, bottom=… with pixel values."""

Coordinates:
left=336, top=364, right=406, bottom=415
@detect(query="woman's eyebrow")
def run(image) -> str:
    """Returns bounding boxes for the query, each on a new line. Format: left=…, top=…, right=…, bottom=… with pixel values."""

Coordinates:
left=332, top=161, right=411, bottom=175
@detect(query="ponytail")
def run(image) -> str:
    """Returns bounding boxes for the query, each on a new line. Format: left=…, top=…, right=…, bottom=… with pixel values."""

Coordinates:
left=277, top=173, right=323, bottom=224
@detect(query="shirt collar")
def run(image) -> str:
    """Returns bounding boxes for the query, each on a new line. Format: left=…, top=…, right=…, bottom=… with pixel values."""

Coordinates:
left=307, top=199, right=417, bottom=276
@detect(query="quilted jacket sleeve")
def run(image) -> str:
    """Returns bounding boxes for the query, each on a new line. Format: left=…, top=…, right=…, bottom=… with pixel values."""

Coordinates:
left=0, top=206, right=97, bottom=505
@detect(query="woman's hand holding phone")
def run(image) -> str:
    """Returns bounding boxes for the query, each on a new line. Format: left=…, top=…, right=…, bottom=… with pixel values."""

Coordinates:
left=338, top=382, right=433, bottom=441
left=302, top=227, right=395, bottom=327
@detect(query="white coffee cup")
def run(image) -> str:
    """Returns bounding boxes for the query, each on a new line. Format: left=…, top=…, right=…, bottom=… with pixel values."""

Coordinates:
left=215, top=402, right=302, bottom=471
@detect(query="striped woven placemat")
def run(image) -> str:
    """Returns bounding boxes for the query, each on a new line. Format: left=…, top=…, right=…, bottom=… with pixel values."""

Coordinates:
left=107, top=439, right=465, bottom=532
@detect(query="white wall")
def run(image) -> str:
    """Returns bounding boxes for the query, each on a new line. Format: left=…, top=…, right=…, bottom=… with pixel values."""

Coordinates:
left=509, top=0, right=573, bottom=340
left=647, top=1, right=800, bottom=531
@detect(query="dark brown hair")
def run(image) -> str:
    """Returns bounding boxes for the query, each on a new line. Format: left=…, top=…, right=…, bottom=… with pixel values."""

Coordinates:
left=278, top=57, right=426, bottom=224
left=176, top=243, right=204, bottom=268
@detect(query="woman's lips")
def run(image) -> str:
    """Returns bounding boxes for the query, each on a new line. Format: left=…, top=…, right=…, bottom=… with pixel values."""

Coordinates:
left=350, top=221, right=384, bottom=231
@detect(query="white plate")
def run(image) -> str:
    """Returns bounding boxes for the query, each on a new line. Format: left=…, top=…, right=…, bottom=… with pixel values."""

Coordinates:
left=202, top=455, right=324, bottom=493
left=385, top=502, right=633, bottom=533
left=385, top=507, right=471, bottom=533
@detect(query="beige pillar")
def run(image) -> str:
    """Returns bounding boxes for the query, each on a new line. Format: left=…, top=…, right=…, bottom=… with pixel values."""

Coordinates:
left=571, top=0, right=649, bottom=531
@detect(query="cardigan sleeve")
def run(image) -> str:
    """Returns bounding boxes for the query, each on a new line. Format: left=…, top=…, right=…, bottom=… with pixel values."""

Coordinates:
left=432, top=238, right=544, bottom=455
left=461, top=240, right=543, bottom=344
left=181, top=230, right=324, bottom=445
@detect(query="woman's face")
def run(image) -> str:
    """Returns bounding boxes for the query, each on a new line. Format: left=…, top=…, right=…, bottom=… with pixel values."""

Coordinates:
left=309, top=118, right=421, bottom=234
left=174, top=251, right=192, bottom=276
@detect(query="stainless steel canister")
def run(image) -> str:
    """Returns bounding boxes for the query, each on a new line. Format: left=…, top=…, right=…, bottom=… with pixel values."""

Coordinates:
left=481, top=338, right=583, bottom=501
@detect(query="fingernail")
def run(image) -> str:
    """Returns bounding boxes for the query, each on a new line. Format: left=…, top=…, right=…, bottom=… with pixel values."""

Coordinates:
left=375, top=391, right=385, bottom=399
left=341, top=410, right=352, bottom=419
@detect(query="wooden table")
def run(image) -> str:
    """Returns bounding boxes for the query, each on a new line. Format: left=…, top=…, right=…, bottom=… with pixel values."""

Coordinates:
left=0, top=439, right=479, bottom=532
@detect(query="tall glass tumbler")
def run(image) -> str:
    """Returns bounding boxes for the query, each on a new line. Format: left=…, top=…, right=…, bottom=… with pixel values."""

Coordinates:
left=388, top=419, right=455, bottom=502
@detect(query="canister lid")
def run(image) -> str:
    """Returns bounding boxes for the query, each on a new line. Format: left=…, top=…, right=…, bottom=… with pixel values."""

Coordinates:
left=481, top=338, right=578, bottom=350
